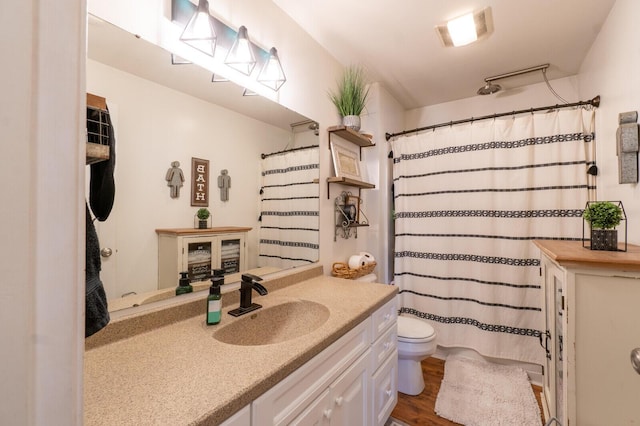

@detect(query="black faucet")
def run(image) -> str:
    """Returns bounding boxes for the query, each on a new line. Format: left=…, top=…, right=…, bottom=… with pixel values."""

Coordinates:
left=228, top=273, right=268, bottom=317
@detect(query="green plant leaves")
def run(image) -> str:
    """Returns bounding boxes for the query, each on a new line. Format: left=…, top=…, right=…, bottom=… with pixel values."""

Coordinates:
left=328, top=66, right=370, bottom=117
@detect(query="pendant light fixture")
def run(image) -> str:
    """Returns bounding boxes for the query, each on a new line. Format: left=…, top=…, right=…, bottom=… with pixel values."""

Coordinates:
left=257, top=47, right=286, bottom=91
left=179, top=0, right=217, bottom=56
left=225, top=26, right=256, bottom=75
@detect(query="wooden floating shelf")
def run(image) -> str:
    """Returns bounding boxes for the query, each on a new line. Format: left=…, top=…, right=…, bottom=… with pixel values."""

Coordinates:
left=327, top=176, right=375, bottom=189
left=327, top=125, right=375, bottom=147
left=86, top=142, right=109, bottom=165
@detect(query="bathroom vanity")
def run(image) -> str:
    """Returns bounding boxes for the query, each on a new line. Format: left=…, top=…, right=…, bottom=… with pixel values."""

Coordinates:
left=84, top=265, right=398, bottom=425
left=535, top=240, right=640, bottom=425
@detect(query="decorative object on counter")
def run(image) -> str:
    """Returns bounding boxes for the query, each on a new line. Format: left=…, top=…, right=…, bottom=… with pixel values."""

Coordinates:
left=195, top=208, right=211, bottom=229
left=331, top=260, right=377, bottom=280
left=582, top=200, right=626, bottom=251
left=165, top=160, right=185, bottom=198
left=176, top=271, right=193, bottom=295
left=616, top=111, right=639, bottom=183
left=191, top=157, right=209, bottom=207
left=330, top=142, right=362, bottom=180
left=334, top=191, right=369, bottom=240
left=217, top=169, right=231, bottom=201
left=328, top=65, right=370, bottom=132
left=206, top=269, right=224, bottom=325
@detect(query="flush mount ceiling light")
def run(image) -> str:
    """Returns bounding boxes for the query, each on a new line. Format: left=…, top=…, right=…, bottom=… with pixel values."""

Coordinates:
left=225, top=26, right=257, bottom=75
left=436, top=7, right=493, bottom=47
left=257, top=47, right=286, bottom=91
left=179, top=0, right=217, bottom=56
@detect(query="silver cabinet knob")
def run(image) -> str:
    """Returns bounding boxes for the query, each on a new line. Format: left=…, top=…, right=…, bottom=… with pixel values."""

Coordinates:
left=100, top=247, right=113, bottom=258
left=631, top=348, right=640, bottom=374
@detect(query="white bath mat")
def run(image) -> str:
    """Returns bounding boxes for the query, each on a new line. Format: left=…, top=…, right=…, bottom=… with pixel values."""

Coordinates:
left=435, top=355, right=541, bottom=426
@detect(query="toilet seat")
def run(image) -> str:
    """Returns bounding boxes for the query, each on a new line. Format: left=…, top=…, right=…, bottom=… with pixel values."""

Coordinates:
left=397, top=316, right=436, bottom=343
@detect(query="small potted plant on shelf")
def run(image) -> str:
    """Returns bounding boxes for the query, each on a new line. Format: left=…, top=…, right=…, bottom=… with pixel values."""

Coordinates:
left=583, top=201, right=624, bottom=251
left=196, top=208, right=210, bottom=229
left=328, top=65, right=370, bottom=132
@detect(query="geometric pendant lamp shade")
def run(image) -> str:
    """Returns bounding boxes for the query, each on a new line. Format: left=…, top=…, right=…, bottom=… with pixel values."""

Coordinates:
left=257, top=47, right=286, bottom=91
left=225, top=26, right=257, bottom=75
left=179, top=0, right=217, bottom=56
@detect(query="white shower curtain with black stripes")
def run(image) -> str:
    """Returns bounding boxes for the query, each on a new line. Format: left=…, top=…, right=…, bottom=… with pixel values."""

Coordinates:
left=391, top=108, right=595, bottom=364
left=259, top=146, right=320, bottom=269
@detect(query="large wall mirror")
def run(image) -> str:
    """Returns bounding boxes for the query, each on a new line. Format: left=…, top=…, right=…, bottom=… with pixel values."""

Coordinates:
left=87, top=15, right=320, bottom=312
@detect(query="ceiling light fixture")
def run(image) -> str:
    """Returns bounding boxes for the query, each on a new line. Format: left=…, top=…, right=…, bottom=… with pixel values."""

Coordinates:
left=172, top=0, right=285, bottom=92
left=257, top=48, right=286, bottom=91
left=436, top=7, right=493, bottom=47
left=211, top=73, right=229, bottom=82
left=225, top=26, right=257, bottom=75
left=179, top=0, right=217, bottom=56
left=171, top=53, right=192, bottom=65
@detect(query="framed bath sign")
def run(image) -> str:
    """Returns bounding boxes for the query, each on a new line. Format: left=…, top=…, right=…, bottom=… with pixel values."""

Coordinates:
left=191, top=157, right=209, bottom=207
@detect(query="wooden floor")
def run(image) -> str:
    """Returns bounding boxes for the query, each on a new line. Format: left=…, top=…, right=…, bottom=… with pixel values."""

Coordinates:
left=390, top=357, right=545, bottom=426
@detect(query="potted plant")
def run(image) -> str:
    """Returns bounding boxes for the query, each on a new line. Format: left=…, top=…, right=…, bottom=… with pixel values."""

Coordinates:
left=328, top=65, right=370, bottom=131
left=196, top=208, right=210, bottom=229
left=583, top=201, right=623, bottom=251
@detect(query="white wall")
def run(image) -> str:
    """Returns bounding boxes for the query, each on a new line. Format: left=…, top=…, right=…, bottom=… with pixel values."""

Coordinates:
left=404, top=76, right=581, bottom=130
left=356, top=83, right=405, bottom=283
left=579, top=0, right=640, bottom=244
left=0, top=0, right=85, bottom=424
left=87, top=59, right=290, bottom=299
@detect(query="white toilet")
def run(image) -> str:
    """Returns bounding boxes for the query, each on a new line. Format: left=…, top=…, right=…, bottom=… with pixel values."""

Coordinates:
left=355, top=273, right=437, bottom=396
left=396, top=315, right=437, bottom=395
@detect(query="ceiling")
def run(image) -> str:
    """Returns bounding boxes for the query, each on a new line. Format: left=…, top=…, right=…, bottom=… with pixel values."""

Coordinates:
left=273, top=0, right=616, bottom=109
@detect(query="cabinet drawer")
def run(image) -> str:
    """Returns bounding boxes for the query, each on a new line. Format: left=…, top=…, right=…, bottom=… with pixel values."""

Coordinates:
left=371, top=323, right=397, bottom=373
left=371, top=296, right=397, bottom=341
left=252, top=318, right=371, bottom=426
left=372, top=349, right=398, bottom=426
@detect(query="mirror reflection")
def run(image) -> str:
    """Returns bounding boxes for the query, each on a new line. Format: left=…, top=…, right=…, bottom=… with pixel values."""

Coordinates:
left=87, top=15, right=319, bottom=312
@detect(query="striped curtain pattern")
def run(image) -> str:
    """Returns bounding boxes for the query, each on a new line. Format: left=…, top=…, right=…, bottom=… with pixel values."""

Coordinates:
left=391, top=108, right=595, bottom=364
left=259, top=146, right=320, bottom=269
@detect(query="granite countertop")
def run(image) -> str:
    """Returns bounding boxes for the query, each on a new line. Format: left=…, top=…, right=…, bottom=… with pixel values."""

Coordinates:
left=84, top=267, right=397, bottom=425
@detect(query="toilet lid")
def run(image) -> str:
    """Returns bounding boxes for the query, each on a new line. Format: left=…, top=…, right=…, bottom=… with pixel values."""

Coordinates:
left=397, top=316, right=435, bottom=340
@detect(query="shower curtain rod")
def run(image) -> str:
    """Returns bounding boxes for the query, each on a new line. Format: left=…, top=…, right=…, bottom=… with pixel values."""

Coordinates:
left=385, top=95, right=600, bottom=141
left=261, top=144, right=319, bottom=159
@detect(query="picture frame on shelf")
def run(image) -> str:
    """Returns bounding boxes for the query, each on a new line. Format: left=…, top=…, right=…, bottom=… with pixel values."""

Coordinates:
left=345, top=194, right=361, bottom=223
left=330, top=141, right=361, bottom=181
left=340, top=203, right=357, bottom=223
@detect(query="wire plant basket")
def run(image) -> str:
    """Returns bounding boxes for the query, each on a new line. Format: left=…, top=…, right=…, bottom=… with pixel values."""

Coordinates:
left=582, top=201, right=627, bottom=252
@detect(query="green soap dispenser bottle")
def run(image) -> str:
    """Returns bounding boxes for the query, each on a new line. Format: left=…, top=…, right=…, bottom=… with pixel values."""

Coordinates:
left=176, top=271, right=193, bottom=295
left=207, top=269, right=224, bottom=325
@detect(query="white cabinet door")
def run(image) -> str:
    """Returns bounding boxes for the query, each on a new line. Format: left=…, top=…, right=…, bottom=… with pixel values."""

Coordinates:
left=289, top=389, right=332, bottom=426
left=329, top=350, right=370, bottom=426
left=541, top=259, right=565, bottom=424
left=573, top=273, right=640, bottom=425
left=182, top=235, right=217, bottom=284
left=372, top=349, right=398, bottom=426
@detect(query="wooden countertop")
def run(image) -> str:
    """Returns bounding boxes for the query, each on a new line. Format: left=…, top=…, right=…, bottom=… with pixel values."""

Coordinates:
left=84, top=266, right=397, bottom=425
left=533, top=240, right=640, bottom=271
left=156, top=226, right=252, bottom=235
